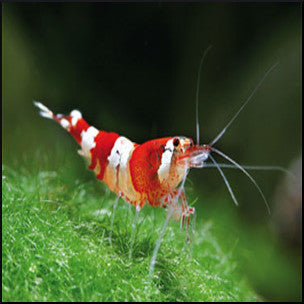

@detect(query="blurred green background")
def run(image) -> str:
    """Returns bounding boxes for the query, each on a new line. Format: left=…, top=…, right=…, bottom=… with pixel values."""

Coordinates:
left=2, top=2, right=302, bottom=301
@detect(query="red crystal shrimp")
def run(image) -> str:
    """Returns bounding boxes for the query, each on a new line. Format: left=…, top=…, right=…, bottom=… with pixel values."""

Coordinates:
left=33, top=59, right=279, bottom=235
left=33, top=101, right=204, bottom=227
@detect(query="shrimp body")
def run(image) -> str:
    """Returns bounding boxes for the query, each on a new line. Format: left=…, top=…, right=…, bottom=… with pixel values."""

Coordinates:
left=34, top=102, right=206, bottom=219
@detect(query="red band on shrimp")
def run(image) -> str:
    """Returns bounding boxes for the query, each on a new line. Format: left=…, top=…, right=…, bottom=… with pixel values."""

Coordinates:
left=129, top=138, right=171, bottom=201
left=89, top=131, right=120, bottom=180
left=69, top=118, right=90, bottom=144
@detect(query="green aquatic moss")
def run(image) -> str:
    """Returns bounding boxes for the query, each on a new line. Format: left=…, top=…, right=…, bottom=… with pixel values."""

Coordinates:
left=2, top=162, right=259, bottom=302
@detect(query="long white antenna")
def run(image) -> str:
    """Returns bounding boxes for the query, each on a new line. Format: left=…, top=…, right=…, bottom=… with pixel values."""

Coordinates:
left=202, top=163, right=294, bottom=177
left=209, top=62, right=279, bottom=147
left=195, top=45, right=213, bottom=145
left=210, top=147, right=271, bottom=215
left=209, top=154, right=239, bottom=206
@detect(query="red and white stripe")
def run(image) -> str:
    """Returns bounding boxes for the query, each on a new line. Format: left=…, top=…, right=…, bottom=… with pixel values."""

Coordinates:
left=34, top=102, right=195, bottom=211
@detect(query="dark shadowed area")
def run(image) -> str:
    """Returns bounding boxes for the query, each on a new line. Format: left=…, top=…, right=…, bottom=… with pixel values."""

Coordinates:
left=2, top=2, right=302, bottom=301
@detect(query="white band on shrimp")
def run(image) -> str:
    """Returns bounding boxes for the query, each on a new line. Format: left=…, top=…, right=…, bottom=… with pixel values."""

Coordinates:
left=158, top=139, right=174, bottom=182
left=80, top=126, right=99, bottom=157
left=70, top=109, right=82, bottom=126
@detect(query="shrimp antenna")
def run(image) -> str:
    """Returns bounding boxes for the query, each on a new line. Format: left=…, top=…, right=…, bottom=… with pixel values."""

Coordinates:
left=196, top=45, right=213, bottom=145
left=210, top=147, right=271, bottom=215
left=209, top=62, right=279, bottom=147
left=209, top=154, right=239, bottom=206
left=203, top=163, right=295, bottom=178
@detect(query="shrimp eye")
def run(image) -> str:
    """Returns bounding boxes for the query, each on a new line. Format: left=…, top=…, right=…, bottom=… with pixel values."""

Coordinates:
left=173, top=138, right=180, bottom=147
